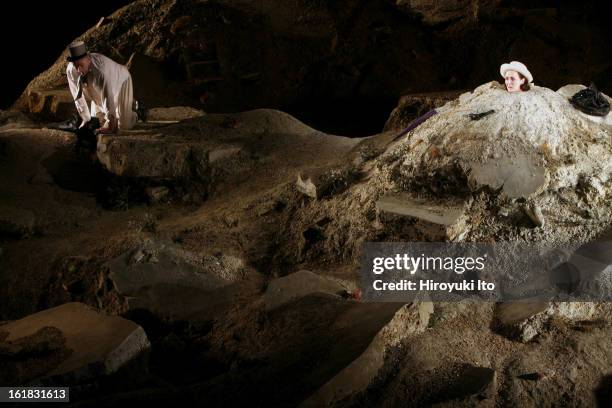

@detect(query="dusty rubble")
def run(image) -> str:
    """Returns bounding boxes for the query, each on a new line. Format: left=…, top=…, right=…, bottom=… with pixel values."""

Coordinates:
left=1, top=78, right=611, bottom=406
left=2, top=1, right=612, bottom=404
left=289, top=81, right=612, bottom=264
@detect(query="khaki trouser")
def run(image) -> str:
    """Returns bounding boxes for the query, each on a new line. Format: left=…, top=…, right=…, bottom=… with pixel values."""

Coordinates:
left=117, top=75, right=137, bottom=130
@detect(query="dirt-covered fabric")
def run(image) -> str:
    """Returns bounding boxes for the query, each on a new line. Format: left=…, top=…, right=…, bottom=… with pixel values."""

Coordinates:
left=570, top=84, right=611, bottom=117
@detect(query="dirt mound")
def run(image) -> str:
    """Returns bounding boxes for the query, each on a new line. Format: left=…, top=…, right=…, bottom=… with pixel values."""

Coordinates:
left=383, top=81, right=611, bottom=194
left=280, top=83, right=612, bottom=268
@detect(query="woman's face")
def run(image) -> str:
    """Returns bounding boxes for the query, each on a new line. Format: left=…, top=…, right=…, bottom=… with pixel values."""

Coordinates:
left=504, top=70, right=525, bottom=92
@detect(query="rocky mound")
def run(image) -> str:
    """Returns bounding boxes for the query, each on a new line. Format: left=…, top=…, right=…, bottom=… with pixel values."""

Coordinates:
left=383, top=81, right=611, bottom=195
left=282, top=83, right=612, bottom=267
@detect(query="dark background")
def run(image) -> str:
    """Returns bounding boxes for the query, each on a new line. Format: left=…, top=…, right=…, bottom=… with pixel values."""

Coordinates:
left=3, top=0, right=611, bottom=135
left=0, top=1, right=132, bottom=108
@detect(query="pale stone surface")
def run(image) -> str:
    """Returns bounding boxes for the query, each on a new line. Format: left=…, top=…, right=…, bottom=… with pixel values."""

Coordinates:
left=0, top=302, right=150, bottom=382
left=296, top=166, right=357, bottom=199
left=146, top=106, right=205, bottom=122
left=495, top=301, right=610, bottom=342
left=494, top=301, right=550, bottom=342
left=264, top=270, right=346, bottom=311
left=376, top=193, right=469, bottom=240
left=105, top=239, right=238, bottom=295
left=296, top=173, right=318, bottom=199
left=104, top=239, right=246, bottom=321
left=467, top=154, right=548, bottom=199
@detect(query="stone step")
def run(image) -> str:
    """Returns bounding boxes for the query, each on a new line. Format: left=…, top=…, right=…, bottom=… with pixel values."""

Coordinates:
left=26, top=88, right=74, bottom=120
left=264, top=270, right=346, bottom=311
left=0, top=302, right=150, bottom=385
left=376, top=193, right=469, bottom=241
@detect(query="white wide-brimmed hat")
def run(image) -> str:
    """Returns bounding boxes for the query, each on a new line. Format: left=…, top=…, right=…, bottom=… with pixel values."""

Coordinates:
left=500, top=61, right=533, bottom=84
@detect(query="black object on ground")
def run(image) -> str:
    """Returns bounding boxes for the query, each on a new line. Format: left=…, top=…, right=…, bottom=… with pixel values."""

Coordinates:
left=570, top=84, right=610, bottom=116
left=47, top=114, right=81, bottom=132
left=466, top=109, right=495, bottom=120
left=75, top=117, right=101, bottom=151
left=135, top=100, right=148, bottom=122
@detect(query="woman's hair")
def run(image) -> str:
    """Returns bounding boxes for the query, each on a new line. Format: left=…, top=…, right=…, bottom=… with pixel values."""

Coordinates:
left=518, top=73, right=531, bottom=91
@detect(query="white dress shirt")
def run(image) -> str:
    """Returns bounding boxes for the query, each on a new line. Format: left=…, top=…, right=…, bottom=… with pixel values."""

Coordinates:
left=66, top=53, right=130, bottom=124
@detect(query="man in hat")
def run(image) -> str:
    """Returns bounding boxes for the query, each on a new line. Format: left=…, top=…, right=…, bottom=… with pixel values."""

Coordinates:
left=66, top=41, right=144, bottom=134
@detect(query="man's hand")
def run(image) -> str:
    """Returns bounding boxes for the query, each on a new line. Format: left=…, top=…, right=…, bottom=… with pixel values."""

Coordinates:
left=96, top=115, right=118, bottom=135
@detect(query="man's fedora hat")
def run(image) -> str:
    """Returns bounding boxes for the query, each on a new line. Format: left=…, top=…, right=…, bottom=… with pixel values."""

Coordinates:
left=67, top=41, right=89, bottom=62
left=500, top=61, right=533, bottom=84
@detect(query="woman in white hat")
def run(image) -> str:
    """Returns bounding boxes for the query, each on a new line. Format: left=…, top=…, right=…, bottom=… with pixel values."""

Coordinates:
left=392, top=60, right=534, bottom=140
left=500, top=61, right=533, bottom=93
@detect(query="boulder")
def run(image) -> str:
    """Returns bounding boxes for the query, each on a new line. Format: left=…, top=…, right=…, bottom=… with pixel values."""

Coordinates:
left=300, top=299, right=433, bottom=407
left=494, top=301, right=608, bottom=342
left=23, top=88, right=74, bottom=120
left=467, top=154, right=548, bottom=199
left=549, top=240, right=612, bottom=300
left=96, top=110, right=361, bottom=199
left=264, top=270, right=346, bottom=311
left=493, top=301, right=550, bottom=342
left=0, top=110, right=35, bottom=129
left=96, top=134, right=209, bottom=180
left=382, top=82, right=610, bottom=195
left=104, top=240, right=246, bottom=322
left=363, top=81, right=612, bottom=245
left=376, top=193, right=469, bottom=240
left=0, top=302, right=149, bottom=385
left=296, top=166, right=359, bottom=199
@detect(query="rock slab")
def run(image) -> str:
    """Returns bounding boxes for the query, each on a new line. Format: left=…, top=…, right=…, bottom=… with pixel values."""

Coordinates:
left=0, top=302, right=150, bottom=384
